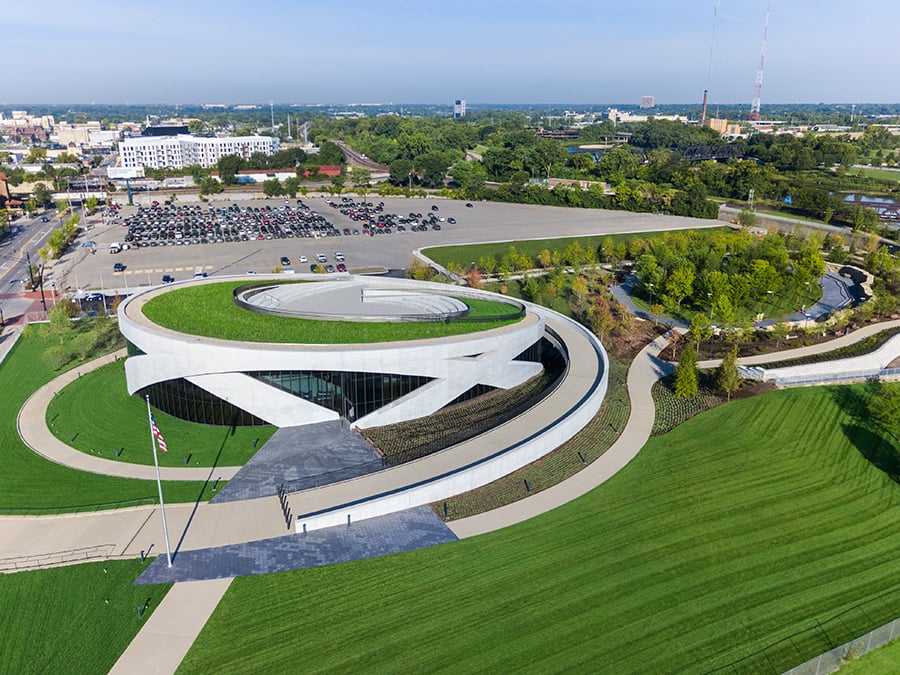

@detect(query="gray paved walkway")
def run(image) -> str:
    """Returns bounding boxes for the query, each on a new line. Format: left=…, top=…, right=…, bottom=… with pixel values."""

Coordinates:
left=697, top=318, right=900, bottom=370
left=136, top=506, right=456, bottom=584
left=211, top=421, right=381, bottom=503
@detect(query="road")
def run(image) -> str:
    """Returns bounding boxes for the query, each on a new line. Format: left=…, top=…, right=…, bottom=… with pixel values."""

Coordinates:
left=56, top=196, right=723, bottom=294
left=332, top=140, right=390, bottom=172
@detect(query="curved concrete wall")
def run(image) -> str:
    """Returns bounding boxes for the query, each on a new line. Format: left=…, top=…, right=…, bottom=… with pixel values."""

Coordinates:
left=119, top=275, right=545, bottom=427
left=294, top=306, right=609, bottom=532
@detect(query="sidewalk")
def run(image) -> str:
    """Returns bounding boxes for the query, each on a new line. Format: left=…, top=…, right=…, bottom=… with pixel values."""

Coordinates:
left=449, top=333, right=673, bottom=538
left=17, top=350, right=242, bottom=481
left=697, top=318, right=900, bottom=369
left=108, top=578, right=233, bottom=675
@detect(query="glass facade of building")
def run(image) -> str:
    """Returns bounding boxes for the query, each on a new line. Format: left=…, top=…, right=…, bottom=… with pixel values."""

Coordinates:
left=140, top=378, right=266, bottom=427
left=248, top=370, right=432, bottom=422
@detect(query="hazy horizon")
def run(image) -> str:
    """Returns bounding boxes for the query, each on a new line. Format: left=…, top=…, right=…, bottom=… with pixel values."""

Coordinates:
left=9, top=1, right=899, bottom=106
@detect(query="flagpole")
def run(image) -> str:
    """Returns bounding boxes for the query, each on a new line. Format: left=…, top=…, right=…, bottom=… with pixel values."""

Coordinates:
left=146, top=395, right=173, bottom=567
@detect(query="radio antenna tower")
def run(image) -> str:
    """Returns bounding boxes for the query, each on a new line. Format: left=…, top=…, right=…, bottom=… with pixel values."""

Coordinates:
left=749, top=0, right=770, bottom=121
left=701, top=0, right=720, bottom=125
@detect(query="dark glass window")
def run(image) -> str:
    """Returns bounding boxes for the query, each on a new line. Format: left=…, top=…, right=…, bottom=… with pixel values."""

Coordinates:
left=138, top=379, right=266, bottom=426
left=248, top=370, right=432, bottom=421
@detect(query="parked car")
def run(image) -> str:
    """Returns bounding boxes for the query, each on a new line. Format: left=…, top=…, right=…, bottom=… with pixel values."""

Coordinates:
left=298, top=255, right=308, bottom=263
left=465, top=202, right=474, bottom=208
left=113, top=262, right=126, bottom=272
left=280, top=256, right=291, bottom=267
left=162, top=274, right=175, bottom=283
left=336, top=263, right=347, bottom=272
left=334, top=252, right=345, bottom=261
left=316, top=253, right=327, bottom=263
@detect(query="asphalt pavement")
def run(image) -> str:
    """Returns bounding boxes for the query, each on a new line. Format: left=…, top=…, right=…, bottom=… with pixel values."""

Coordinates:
left=53, top=196, right=722, bottom=294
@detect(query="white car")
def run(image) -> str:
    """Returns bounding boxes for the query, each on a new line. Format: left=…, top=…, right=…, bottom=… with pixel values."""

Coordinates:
left=334, top=252, right=345, bottom=262
left=298, top=255, right=308, bottom=263
left=316, top=253, right=327, bottom=263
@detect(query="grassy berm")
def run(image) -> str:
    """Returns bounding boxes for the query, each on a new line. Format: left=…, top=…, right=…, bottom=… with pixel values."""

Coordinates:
left=179, top=385, right=900, bottom=674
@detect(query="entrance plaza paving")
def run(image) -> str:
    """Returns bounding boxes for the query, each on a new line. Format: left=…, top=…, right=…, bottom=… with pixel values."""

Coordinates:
left=210, top=421, right=384, bottom=503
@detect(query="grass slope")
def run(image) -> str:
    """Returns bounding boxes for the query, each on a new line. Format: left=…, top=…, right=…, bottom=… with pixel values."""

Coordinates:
left=0, top=560, right=170, bottom=674
left=46, top=360, right=274, bottom=467
left=0, top=329, right=217, bottom=513
left=179, top=386, right=900, bottom=674
left=141, top=281, right=520, bottom=344
left=836, top=637, right=900, bottom=674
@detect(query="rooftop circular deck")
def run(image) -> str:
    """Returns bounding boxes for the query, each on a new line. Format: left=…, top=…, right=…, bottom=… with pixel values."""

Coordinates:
left=235, top=278, right=476, bottom=322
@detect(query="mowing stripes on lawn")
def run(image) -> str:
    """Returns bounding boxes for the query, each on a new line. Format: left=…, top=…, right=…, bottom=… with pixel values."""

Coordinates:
left=46, top=360, right=274, bottom=468
left=178, top=386, right=900, bottom=674
left=0, top=328, right=217, bottom=512
left=0, top=560, right=170, bottom=673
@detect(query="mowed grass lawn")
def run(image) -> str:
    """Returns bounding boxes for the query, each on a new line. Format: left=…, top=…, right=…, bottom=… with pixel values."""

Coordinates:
left=0, top=560, right=170, bottom=673
left=179, top=386, right=900, bottom=674
left=141, top=281, right=520, bottom=344
left=0, top=329, right=217, bottom=512
left=46, top=360, right=274, bottom=467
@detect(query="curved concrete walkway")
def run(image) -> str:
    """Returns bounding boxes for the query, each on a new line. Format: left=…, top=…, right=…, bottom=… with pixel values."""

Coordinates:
left=696, top=318, right=900, bottom=370
left=17, top=349, right=243, bottom=481
left=449, top=333, right=672, bottom=538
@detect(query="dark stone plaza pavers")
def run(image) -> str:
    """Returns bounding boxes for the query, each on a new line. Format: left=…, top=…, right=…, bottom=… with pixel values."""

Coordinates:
left=135, top=506, right=457, bottom=584
left=211, top=420, right=383, bottom=503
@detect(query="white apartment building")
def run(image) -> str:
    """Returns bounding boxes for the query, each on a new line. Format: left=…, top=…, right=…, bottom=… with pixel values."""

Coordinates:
left=118, top=134, right=280, bottom=169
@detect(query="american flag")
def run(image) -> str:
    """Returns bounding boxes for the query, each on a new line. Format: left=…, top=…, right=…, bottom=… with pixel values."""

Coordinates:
left=150, top=413, right=168, bottom=453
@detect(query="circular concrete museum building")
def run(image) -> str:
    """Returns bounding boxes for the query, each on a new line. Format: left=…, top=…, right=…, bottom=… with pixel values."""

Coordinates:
left=119, top=275, right=607, bottom=438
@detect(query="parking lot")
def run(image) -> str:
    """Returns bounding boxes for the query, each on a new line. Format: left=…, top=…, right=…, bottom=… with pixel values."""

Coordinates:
left=57, top=195, right=720, bottom=293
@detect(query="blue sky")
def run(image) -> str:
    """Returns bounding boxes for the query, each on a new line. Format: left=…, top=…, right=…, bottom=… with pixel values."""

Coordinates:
left=6, top=0, right=899, bottom=105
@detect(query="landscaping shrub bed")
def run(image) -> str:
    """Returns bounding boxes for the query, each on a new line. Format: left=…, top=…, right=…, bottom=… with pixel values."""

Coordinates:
left=651, top=374, right=724, bottom=436
left=430, top=356, right=630, bottom=520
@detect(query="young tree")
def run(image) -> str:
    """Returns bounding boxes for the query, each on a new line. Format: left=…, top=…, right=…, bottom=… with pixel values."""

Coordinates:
left=47, top=302, right=72, bottom=345
left=590, top=295, right=616, bottom=346
left=689, top=313, right=713, bottom=352
left=674, top=343, right=699, bottom=398
left=869, top=384, right=900, bottom=443
left=770, top=321, right=791, bottom=350
left=716, top=346, right=742, bottom=402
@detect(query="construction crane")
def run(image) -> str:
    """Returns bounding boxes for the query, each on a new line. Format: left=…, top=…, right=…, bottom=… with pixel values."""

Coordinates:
left=749, top=0, right=770, bottom=122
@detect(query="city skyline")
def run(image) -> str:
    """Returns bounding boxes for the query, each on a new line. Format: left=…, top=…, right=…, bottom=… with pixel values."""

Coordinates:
left=7, top=0, right=899, bottom=105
